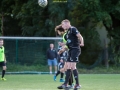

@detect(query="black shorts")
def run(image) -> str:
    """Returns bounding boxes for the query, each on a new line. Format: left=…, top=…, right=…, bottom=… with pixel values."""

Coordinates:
left=67, top=48, right=81, bottom=62
left=0, top=61, right=6, bottom=67
left=58, top=62, right=64, bottom=70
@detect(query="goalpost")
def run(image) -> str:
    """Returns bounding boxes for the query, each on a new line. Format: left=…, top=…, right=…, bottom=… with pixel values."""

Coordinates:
left=0, top=36, right=62, bottom=74
left=0, top=36, right=61, bottom=40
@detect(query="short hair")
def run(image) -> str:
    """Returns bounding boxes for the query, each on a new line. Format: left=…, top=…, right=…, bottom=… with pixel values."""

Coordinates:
left=61, top=19, right=70, bottom=24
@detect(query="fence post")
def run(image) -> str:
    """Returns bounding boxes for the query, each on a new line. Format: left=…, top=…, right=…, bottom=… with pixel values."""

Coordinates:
left=16, top=39, right=18, bottom=63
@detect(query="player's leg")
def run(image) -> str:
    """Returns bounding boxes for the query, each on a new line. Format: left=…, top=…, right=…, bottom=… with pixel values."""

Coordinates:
left=64, top=62, right=72, bottom=83
left=57, top=51, right=72, bottom=89
left=54, top=70, right=60, bottom=81
left=71, top=63, right=81, bottom=88
left=60, top=61, right=65, bottom=82
left=56, top=71, right=61, bottom=77
left=69, top=70, right=73, bottom=85
left=57, top=62, right=71, bottom=89
left=71, top=49, right=81, bottom=89
left=60, top=72, right=64, bottom=82
left=54, top=61, right=62, bottom=81
left=1, top=62, right=7, bottom=81
left=68, top=70, right=74, bottom=88
left=62, top=49, right=73, bottom=85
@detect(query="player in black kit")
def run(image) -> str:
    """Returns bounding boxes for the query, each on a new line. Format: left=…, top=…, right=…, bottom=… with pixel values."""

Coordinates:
left=58, top=19, right=84, bottom=90
left=53, top=43, right=67, bottom=82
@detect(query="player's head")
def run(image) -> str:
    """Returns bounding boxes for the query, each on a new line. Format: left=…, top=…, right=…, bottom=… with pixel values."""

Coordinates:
left=61, top=19, right=71, bottom=30
left=55, top=25, right=65, bottom=36
left=0, top=39, right=3, bottom=46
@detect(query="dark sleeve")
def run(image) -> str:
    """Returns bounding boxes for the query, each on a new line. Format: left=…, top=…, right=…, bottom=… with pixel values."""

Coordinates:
left=72, top=27, right=80, bottom=35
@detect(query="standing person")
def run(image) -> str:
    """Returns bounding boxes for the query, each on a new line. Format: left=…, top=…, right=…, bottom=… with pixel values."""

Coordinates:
left=58, top=19, right=84, bottom=89
left=55, top=25, right=74, bottom=89
left=0, top=39, right=7, bottom=81
left=47, top=43, right=58, bottom=74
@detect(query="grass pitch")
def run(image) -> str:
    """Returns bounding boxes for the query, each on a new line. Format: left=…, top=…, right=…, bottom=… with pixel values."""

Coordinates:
left=0, top=74, right=120, bottom=90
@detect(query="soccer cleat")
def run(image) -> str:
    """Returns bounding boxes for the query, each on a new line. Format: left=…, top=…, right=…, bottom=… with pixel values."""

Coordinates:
left=74, top=88, right=78, bottom=90
left=60, top=78, right=65, bottom=82
left=57, top=84, right=67, bottom=89
left=74, top=84, right=81, bottom=89
left=1, top=78, right=7, bottom=81
left=54, top=76, right=56, bottom=81
left=68, top=83, right=74, bottom=89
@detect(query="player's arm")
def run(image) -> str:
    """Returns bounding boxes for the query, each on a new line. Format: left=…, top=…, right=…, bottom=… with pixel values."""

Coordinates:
left=58, top=46, right=66, bottom=55
left=58, top=45, right=68, bottom=55
left=76, top=33, right=84, bottom=46
left=72, top=27, right=84, bottom=46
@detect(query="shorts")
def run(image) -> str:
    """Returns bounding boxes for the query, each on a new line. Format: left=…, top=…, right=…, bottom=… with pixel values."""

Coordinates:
left=67, top=48, right=81, bottom=62
left=48, top=58, right=57, bottom=66
left=0, top=61, right=6, bottom=67
left=58, top=62, right=64, bottom=70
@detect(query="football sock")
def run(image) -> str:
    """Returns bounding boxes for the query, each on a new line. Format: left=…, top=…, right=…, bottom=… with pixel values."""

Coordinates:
left=68, top=70, right=73, bottom=85
left=56, top=71, right=60, bottom=77
left=60, top=72, right=64, bottom=78
left=64, top=69, right=71, bottom=84
left=2, top=70, right=5, bottom=78
left=73, top=69, right=79, bottom=85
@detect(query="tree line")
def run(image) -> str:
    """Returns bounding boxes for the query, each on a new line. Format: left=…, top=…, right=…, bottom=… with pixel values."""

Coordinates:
left=0, top=0, right=120, bottom=68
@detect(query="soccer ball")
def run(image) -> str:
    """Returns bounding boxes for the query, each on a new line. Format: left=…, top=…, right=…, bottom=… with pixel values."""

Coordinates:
left=38, top=0, right=48, bottom=7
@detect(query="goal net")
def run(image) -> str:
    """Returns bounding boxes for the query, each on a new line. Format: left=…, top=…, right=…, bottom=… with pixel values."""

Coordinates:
left=0, top=36, right=62, bottom=74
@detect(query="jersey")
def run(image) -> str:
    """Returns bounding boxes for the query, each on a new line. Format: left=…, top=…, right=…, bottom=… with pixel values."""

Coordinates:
left=66, top=26, right=80, bottom=49
left=58, top=46, right=68, bottom=61
left=62, top=32, right=67, bottom=43
left=62, top=32, right=68, bottom=49
left=0, top=46, right=4, bottom=62
left=60, top=51, right=68, bottom=61
left=57, top=32, right=68, bottom=61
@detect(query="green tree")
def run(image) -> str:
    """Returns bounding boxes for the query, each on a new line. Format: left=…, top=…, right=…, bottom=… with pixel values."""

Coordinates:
left=13, top=0, right=48, bottom=36
left=69, top=0, right=120, bottom=67
left=0, top=0, right=22, bottom=36
left=1, top=0, right=120, bottom=67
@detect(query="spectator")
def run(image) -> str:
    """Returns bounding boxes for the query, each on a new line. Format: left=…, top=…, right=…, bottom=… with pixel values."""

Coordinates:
left=47, top=43, right=58, bottom=74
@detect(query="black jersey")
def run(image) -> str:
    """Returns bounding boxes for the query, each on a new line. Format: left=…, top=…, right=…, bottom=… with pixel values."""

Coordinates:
left=66, top=26, right=80, bottom=49
left=58, top=46, right=68, bottom=61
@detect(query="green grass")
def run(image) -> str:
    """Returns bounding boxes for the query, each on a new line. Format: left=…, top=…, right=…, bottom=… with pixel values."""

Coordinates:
left=0, top=74, right=120, bottom=90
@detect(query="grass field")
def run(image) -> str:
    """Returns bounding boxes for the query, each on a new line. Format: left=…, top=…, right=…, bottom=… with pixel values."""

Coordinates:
left=0, top=74, right=120, bottom=90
